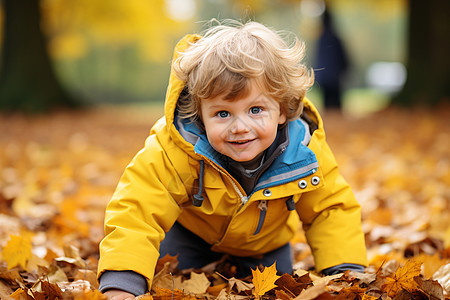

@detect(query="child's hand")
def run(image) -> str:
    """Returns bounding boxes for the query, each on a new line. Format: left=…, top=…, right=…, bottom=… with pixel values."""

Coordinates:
left=103, top=289, right=135, bottom=300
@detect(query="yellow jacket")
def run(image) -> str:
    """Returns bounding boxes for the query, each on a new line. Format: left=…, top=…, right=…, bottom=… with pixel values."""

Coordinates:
left=98, top=35, right=367, bottom=288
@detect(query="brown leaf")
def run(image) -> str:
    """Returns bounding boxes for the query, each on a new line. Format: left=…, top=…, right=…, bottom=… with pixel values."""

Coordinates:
left=294, top=279, right=329, bottom=300
left=275, top=273, right=311, bottom=297
left=38, top=280, right=63, bottom=299
left=152, top=286, right=197, bottom=300
left=414, top=276, right=444, bottom=300
left=75, top=269, right=99, bottom=289
left=0, top=280, right=14, bottom=299
left=335, top=285, right=366, bottom=299
left=155, top=254, right=179, bottom=274
left=275, top=289, right=292, bottom=300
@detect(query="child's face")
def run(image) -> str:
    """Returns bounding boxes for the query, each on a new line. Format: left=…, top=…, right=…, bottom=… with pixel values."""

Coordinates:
left=200, top=81, right=286, bottom=162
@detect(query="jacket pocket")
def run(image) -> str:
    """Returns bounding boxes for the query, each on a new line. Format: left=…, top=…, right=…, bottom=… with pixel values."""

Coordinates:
left=253, top=200, right=268, bottom=235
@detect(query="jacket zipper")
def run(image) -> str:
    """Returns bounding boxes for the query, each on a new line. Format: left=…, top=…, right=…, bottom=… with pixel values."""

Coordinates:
left=199, top=156, right=248, bottom=206
left=253, top=200, right=268, bottom=235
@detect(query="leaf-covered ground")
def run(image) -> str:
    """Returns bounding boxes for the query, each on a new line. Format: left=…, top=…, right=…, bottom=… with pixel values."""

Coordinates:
left=0, top=104, right=449, bottom=299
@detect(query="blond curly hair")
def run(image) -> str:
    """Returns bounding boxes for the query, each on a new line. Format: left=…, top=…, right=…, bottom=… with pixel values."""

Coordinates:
left=173, top=20, right=314, bottom=123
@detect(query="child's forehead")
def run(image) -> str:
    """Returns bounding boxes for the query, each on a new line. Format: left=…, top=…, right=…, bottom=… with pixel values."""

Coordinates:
left=204, top=85, right=279, bottom=107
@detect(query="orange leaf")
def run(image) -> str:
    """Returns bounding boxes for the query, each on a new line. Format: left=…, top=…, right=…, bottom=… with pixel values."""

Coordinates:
left=252, top=262, right=280, bottom=298
left=9, top=288, right=32, bottom=300
left=152, top=286, right=197, bottom=300
left=74, top=289, right=107, bottom=300
left=2, top=234, right=32, bottom=270
left=382, top=257, right=423, bottom=297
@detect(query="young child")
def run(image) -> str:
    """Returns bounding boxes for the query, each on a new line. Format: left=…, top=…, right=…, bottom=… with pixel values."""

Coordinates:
left=98, top=20, right=367, bottom=299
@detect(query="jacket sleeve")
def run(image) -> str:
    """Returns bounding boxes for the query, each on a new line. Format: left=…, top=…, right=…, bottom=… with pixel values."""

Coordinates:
left=296, top=129, right=368, bottom=272
left=97, top=134, right=186, bottom=291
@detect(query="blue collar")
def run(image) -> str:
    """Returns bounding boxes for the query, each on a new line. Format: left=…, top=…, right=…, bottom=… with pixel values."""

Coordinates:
left=175, top=116, right=319, bottom=190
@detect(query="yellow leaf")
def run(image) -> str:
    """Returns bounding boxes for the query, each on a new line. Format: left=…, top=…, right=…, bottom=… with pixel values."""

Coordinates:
left=382, top=257, right=423, bottom=297
left=252, top=262, right=280, bottom=298
left=2, top=234, right=32, bottom=270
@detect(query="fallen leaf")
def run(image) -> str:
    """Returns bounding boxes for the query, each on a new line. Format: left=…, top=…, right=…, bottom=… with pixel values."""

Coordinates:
left=422, top=253, right=446, bottom=279
left=75, top=269, right=99, bottom=289
left=228, top=277, right=253, bottom=294
left=155, top=254, right=178, bottom=274
left=294, top=278, right=328, bottom=300
left=275, top=273, right=311, bottom=297
left=74, top=289, right=107, bottom=299
left=275, top=289, right=292, bottom=300
left=206, top=283, right=227, bottom=297
left=9, top=287, right=32, bottom=300
left=31, top=279, right=63, bottom=299
left=432, top=263, right=450, bottom=293
left=216, top=288, right=248, bottom=300
left=136, top=294, right=154, bottom=300
left=0, top=280, right=14, bottom=299
left=414, top=276, right=444, bottom=300
left=2, top=234, right=32, bottom=270
left=382, top=257, right=422, bottom=297
left=152, top=286, right=197, bottom=300
left=252, top=262, right=280, bottom=298
left=182, top=272, right=210, bottom=295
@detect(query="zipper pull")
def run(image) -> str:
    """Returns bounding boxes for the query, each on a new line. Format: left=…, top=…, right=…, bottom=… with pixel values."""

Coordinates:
left=258, top=200, right=268, bottom=211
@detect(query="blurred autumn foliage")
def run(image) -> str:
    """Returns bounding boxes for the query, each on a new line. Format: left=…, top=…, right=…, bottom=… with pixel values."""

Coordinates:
left=0, top=104, right=449, bottom=299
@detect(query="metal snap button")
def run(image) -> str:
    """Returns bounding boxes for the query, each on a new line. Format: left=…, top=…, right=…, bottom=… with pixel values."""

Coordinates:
left=311, top=176, right=320, bottom=186
left=298, top=180, right=307, bottom=189
left=263, top=189, right=272, bottom=197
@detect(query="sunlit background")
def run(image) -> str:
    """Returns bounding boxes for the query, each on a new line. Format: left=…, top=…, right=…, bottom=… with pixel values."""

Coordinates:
left=0, top=0, right=408, bottom=117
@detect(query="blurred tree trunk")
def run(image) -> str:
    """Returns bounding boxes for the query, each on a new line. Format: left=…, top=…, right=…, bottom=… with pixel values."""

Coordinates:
left=0, top=0, right=78, bottom=113
left=392, top=0, right=450, bottom=105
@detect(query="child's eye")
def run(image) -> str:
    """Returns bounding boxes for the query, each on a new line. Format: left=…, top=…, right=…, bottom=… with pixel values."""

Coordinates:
left=217, top=111, right=230, bottom=118
left=250, top=107, right=263, bottom=114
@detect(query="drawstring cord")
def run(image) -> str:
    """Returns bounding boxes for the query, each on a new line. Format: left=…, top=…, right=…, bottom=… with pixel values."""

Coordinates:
left=192, top=159, right=296, bottom=212
left=192, top=160, right=205, bottom=207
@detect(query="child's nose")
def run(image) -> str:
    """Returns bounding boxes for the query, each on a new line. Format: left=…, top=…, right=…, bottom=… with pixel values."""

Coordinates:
left=230, top=117, right=251, bottom=134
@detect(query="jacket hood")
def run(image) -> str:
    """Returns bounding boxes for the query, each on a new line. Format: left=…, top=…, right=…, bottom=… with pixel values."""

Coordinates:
left=162, top=34, right=324, bottom=158
left=164, top=35, right=201, bottom=134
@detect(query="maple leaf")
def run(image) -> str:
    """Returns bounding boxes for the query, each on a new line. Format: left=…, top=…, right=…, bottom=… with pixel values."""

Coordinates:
left=381, top=257, right=423, bottom=297
left=252, top=262, right=280, bottom=298
left=182, top=272, right=211, bottom=295
left=2, top=234, right=32, bottom=270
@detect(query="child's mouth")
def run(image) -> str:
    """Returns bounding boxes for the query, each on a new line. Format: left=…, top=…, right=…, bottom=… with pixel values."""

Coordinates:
left=229, top=139, right=255, bottom=145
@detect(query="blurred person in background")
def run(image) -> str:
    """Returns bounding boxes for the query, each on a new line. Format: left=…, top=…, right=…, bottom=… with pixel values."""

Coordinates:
left=314, top=9, right=349, bottom=110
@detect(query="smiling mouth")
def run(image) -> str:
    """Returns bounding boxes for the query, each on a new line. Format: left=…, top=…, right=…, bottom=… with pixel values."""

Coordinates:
left=228, top=139, right=255, bottom=145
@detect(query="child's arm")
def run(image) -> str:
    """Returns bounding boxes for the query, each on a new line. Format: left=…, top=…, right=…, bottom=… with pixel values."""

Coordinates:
left=99, top=270, right=147, bottom=297
left=297, top=137, right=368, bottom=273
left=98, top=134, right=187, bottom=293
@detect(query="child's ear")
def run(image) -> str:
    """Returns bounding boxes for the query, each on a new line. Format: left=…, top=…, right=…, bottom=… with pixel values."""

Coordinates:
left=278, top=111, right=287, bottom=125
